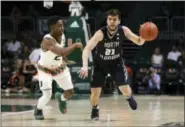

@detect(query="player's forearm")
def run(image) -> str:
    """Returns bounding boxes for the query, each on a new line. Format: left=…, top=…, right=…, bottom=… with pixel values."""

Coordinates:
left=82, top=48, right=90, bottom=68
left=61, top=44, right=77, bottom=56
left=133, top=36, right=145, bottom=46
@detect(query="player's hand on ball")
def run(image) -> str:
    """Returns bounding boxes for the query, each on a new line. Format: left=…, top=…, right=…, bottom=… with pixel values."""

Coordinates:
left=78, top=67, right=88, bottom=79
left=139, top=36, right=146, bottom=42
left=75, top=43, right=83, bottom=51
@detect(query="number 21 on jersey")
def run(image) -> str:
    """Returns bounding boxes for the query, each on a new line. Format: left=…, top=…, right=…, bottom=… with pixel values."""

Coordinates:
left=105, top=49, right=115, bottom=55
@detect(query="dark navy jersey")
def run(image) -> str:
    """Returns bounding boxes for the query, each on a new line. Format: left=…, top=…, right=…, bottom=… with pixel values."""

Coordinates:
left=94, top=25, right=125, bottom=66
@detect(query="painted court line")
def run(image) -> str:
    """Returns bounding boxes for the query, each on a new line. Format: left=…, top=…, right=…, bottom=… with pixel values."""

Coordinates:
left=1, top=105, right=52, bottom=116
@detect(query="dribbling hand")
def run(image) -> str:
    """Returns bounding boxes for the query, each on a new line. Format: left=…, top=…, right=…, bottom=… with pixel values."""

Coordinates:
left=78, top=67, right=88, bottom=79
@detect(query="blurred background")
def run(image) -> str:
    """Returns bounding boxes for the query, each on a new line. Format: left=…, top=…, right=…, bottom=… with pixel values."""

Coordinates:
left=1, top=1, right=185, bottom=96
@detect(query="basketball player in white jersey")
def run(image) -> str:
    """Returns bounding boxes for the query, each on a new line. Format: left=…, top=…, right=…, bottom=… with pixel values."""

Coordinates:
left=34, top=16, right=83, bottom=120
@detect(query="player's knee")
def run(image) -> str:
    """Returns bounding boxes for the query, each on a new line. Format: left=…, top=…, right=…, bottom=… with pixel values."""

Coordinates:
left=64, top=89, right=74, bottom=99
left=42, top=89, right=52, bottom=100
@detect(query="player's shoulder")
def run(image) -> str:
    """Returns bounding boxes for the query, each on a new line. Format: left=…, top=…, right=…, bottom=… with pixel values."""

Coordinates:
left=94, top=29, right=104, bottom=38
left=97, top=26, right=107, bottom=36
left=99, top=26, right=107, bottom=31
left=42, top=34, right=54, bottom=42
left=43, top=34, right=53, bottom=39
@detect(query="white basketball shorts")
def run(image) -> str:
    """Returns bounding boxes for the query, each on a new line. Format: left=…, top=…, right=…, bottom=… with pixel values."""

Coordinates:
left=38, top=67, right=73, bottom=90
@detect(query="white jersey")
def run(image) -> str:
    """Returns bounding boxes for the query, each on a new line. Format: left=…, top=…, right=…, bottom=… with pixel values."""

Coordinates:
left=38, top=34, right=65, bottom=68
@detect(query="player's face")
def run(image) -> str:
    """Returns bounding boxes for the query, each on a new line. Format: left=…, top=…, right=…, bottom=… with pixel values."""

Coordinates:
left=107, top=15, right=120, bottom=31
left=54, top=20, right=64, bottom=36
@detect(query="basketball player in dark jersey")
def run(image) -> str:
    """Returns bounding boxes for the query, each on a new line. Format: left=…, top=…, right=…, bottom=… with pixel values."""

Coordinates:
left=79, top=9, right=146, bottom=120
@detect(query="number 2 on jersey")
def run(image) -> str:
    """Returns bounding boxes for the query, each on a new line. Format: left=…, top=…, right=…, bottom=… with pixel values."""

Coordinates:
left=105, top=49, right=115, bottom=55
left=54, top=56, right=62, bottom=61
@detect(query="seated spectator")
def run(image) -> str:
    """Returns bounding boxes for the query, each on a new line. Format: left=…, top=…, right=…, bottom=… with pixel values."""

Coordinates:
left=143, top=67, right=161, bottom=94
left=151, top=47, right=164, bottom=70
left=148, top=67, right=161, bottom=94
left=5, top=34, right=21, bottom=58
left=16, top=59, right=37, bottom=93
left=167, top=46, right=181, bottom=62
left=29, top=47, right=41, bottom=65
left=19, top=45, right=30, bottom=60
left=22, top=59, right=37, bottom=89
left=69, top=1, right=84, bottom=17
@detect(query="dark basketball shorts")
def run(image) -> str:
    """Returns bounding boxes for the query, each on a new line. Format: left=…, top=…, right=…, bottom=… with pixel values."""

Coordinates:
left=90, top=63, right=129, bottom=88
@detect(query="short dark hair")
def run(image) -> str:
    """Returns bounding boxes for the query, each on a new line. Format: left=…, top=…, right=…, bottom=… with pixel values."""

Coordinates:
left=106, top=9, right=121, bottom=19
left=47, top=15, right=62, bottom=27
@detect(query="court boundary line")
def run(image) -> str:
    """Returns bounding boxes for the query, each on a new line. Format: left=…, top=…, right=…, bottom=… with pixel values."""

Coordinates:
left=1, top=105, right=52, bottom=116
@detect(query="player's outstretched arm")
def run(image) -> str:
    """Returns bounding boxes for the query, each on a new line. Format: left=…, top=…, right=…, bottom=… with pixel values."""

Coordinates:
left=42, top=38, right=83, bottom=56
left=79, top=30, right=103, bottom=79
left=122, top=26, right=145, bottom=46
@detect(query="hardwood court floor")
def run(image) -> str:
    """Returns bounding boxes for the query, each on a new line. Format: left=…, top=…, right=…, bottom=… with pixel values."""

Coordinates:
left=1, top=94, right=184, bottom=127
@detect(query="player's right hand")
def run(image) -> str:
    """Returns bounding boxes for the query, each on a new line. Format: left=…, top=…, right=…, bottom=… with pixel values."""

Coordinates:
left=75, top=43, right=83, bottom=51
left=78, top=67, right=88, bottom=79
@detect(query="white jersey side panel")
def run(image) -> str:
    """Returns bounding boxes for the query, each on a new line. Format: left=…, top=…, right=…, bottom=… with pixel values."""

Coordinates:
left=38, top=34, right=66, bottom=68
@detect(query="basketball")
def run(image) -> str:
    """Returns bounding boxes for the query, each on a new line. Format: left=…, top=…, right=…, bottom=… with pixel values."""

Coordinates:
left=139, top=22, right=158, bottom=41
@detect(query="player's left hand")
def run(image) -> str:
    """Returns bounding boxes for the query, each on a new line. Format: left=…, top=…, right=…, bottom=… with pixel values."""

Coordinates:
left=78, top=67, right=88, bottom=79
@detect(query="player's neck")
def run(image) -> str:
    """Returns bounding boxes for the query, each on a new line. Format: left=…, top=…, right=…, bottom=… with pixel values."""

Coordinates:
left=107, top=26, right=118, bottom=34
left=50, top=32, right=60, bottom=41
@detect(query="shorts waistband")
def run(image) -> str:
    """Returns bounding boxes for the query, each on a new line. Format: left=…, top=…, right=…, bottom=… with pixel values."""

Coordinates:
left=37, top=64, right=66, bottom=76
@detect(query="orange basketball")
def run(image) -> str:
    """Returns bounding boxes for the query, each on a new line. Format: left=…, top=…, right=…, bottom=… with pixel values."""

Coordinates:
left=139, top=22, right=158, bottom=41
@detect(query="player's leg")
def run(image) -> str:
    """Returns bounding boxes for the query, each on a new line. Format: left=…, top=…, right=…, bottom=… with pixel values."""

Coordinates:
left=54, top=67, right=74, bottom=114
left=34, top=72, right=53, bottom=120
left=90, top=67, right=105, bottom=120
left=114, top=65, right=137, bottom=110
left=118, top=85, right=137, bottom=110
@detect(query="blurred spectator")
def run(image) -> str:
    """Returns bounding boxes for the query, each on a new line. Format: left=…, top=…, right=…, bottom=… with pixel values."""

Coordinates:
left=151, top=47, right=164, bottom=69
left=177, top=36, right=185, bottom=52
left=29, top=48, right=41, bottom=64
left=22, top=59, right=37, bottom=83
left=43, top=0, right=53, bottom=9
left=2, top=44, right=9, bottom=59
left=69, top=1, right=83, bottom=17
left=147, top=67, right=161, bottom=94
left=26, top=4, right=38, bottom=19
left=4, top=34, right=21, bottom=58
left=10, top=6, right=23, bottom=25
left=178, top=51, right=185, bottom=69
left=15, top=59, right=37, bottom=93
left=29, top=41, right=41, bottom=65
left=161, top=4, right=170, bottom=17
left=167, top=46, right=181, bottom=62
left=19, top=45, right=31, bottom=60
